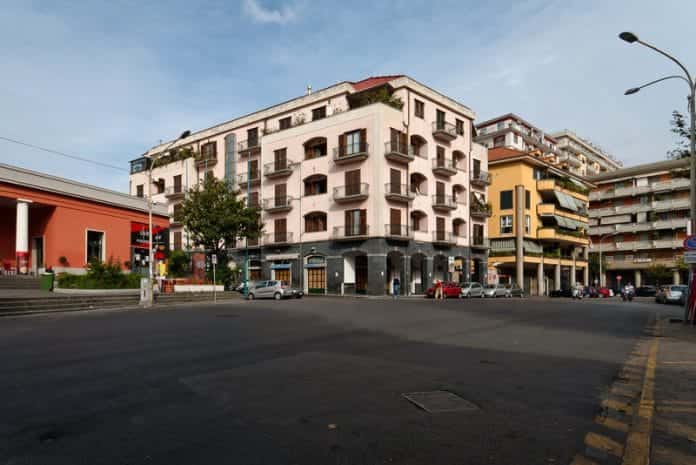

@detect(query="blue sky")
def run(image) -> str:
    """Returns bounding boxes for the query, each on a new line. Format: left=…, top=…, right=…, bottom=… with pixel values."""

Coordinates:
left=1, top=0, right=695, bottom=191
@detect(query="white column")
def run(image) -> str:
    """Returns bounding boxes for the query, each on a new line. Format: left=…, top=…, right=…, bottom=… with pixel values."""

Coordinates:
left=570, top=249, right=577, bottom=287
left=634, top=270, right=642, bottom=288
left=537, top=261, right=544, bottom=296
left=583, top=248, right=589, bottom=286
left=673, top=270, right=681, bottom=285
left=555, top=263, right=561, bottom=290
left=15, top=200, right=31, bottom=274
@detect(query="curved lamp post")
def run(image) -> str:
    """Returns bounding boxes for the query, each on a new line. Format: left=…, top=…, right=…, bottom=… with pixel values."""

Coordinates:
left=619, top=31, right=696, bottom=323
left=145, top=130, right=191, bottom=307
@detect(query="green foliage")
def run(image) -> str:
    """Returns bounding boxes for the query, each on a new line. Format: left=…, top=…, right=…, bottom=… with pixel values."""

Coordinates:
left=556, top=176, right=590, bottom=196
left=667, top=110, right=690, bottom=159
left=175, top=176, right=263, bottom=258
left=57, top=258, right=140, bottom=289
left=168, top=250, right=190, bottom=278
left=349, top=87, right=404, bottom=111
left=155, top=147, right=199, bottom=167
left=644, top=264, right=672, bottom=285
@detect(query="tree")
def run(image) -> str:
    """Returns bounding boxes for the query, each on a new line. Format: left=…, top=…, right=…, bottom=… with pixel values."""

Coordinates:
left=667, top=110, right=690, bottom=159
left=588, top=252, right=605, bottom=285
left=644, top=264, right=672, bottom=286
left=174, top=176, right=262, bottom=276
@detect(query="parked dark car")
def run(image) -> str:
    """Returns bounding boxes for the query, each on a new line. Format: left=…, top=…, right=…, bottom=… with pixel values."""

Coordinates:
left=426, top=282, right=462, bottom=298
left=635, top=285, right=657, bottom=297
left=550, top=288, right=573, bottom=298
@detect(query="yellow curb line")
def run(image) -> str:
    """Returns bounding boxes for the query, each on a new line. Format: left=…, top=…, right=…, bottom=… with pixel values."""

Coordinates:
left=621, top=320, right=660, bottom=465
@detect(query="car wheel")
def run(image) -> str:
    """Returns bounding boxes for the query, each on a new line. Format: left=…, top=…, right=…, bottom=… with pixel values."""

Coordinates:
left=248, top=293, right=255, bottom=300
left=466, top=292, right=471, bottom=299
left=295, top=294, right=302, bottom=299
left=274, top=292, right=281, bottom=300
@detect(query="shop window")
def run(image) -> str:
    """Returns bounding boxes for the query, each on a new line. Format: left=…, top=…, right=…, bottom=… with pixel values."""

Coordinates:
left=86, top=230, right=104, bottom=263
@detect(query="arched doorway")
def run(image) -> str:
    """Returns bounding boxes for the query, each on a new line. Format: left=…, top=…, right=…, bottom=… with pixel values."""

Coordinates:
left=433, top=254, right=448, bottom=282
left=410, top=253, right=427, bottom=294
left=410, top=172, right=428, bottom=196
left=386, top=250, right=404, bottom=295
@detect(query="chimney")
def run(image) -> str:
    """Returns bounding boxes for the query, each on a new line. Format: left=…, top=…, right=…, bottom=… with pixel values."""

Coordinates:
left=306, top=84, right=312, bottom=96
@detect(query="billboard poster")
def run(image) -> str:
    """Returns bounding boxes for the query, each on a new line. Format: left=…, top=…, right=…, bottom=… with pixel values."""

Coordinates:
left=130, top=222, right=170, bottom=269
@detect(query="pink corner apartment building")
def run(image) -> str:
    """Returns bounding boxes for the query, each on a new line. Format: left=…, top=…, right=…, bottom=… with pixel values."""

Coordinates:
left=129, top=75, right=489, bottom=295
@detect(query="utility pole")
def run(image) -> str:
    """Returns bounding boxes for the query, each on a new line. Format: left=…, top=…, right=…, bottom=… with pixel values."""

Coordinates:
left=244, top=158, right=251, bottom=298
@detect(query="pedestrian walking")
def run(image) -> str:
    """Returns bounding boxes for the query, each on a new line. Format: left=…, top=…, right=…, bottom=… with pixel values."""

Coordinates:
left=392, top=277, right=400, bottom=299
left=434, top=279, right=443, bottom=300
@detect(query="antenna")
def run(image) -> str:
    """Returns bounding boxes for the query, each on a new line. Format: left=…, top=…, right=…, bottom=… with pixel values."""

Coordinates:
left=306, top=84, right=312, bottom=95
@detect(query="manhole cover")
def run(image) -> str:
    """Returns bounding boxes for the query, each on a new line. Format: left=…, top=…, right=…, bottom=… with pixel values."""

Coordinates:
left=402, top=391, right=479, bottom=413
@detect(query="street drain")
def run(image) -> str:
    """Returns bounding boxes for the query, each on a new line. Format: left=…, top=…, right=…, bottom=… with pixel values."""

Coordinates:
left=402, top=391, right=479, bottom=414
left=38, top=429, right=63, bottom=443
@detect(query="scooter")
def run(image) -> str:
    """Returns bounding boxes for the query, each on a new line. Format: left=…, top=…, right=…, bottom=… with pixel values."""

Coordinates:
left=621, top=289, right=634, bottom=301
left=572, top=288, right=583, bottom=300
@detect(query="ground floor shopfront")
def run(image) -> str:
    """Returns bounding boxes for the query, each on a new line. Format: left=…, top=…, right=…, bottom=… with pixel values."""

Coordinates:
left=228, top=239, right=488, bottom=296
left=603, top=265, right=688, bottom=290
left=490, top=255, right=589, bottom=296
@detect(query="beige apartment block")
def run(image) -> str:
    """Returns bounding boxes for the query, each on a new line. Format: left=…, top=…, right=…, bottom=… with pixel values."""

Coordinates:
left=129, top=75, right=489, bottom=295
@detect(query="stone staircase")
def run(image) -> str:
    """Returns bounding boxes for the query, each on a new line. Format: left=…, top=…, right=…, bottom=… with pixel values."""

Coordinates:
left=0, top=275, right=41, bottom=290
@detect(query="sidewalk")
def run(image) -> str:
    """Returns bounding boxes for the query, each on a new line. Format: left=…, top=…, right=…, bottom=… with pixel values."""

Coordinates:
left=652, top=317, right=696, bottom=464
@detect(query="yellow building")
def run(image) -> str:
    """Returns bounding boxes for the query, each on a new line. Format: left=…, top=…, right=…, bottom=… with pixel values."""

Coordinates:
left=486, top=148, right=593, bottom=295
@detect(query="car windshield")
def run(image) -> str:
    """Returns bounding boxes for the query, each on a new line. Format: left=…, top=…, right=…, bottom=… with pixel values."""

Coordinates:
left=671, top=286, right=687, bottom=291
left=485, top=285, right=496, bottom=289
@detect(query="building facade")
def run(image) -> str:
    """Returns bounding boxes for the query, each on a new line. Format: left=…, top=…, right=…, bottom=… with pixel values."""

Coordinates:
left=486, top=148, right=593, bottom=295
left=475, top=114, right=621, bottom=177
left=588, top=158, right=691, bottom=289
left=129, top=76, right=489, bottom=295
left=0, top=163, right=169, bottom=275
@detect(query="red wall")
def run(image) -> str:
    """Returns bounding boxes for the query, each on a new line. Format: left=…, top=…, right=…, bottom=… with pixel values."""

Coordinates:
left=1, top=182, right=168, bottom=270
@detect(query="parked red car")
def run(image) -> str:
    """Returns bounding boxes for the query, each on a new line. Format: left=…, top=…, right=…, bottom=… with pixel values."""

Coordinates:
left=425, top=282, right=462, bottom=298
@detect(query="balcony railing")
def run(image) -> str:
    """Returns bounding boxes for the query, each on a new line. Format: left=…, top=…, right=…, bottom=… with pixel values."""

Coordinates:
left=432, top=194, right=457, bottom=210
left=432, top=230, right=455, bottom=245
left=263, top=159, right=294, bottom=178
left=333, top=142, right=369, bottom=164
left=470, top=202, right=493, bottom=218
left=237, top=171, right=261, bottom=186
left=384, top=141, right=415, bottom=164
left=654, top=238, right=683, bottom=249
left=471, top=237, right=490, bottom=248
left=196, top=154, right=217, bottom=167
left=333, top=225, right=369, bottom=240
left=590, top=178, right=691, bottom=201
left=432, top=121, right=458, bottom=141
left=431, top=157, right=458, bottom=176
left=164, top=185, right=186, bottom=198
left=385, top=224, right=412, bottom=239
left=470, top=170, right=491, bottom=186
left=384, top=183, right=415, bottom=202
left=262, top=196, right=293, bottom=212
left=238, top=138, right=261, bottom=155
left=654, top=198, right=690, bottom=211
left=333, top=183, right=369, bottom=202
left=264, top=231, right=293, bottom=245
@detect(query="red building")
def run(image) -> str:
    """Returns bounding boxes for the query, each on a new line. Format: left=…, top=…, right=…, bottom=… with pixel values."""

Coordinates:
left=0, top=163, right=169, bottom=275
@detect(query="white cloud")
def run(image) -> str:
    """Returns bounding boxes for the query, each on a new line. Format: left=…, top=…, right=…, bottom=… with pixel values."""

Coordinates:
left=243, top=0, right=297, bottom=24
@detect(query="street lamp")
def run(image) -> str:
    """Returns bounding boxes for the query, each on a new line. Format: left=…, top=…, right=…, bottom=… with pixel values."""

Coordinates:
left=145, top=130, right=190, bottom=307
left=619, top=31, right=696, bottom=323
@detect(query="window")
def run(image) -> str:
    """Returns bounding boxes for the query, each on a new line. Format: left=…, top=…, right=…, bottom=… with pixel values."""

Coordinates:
left=345, top=129, right=363, bottom=155
left=456, top=119, right=465, bottom=136
left=500, top=215, right=513, bottom=234
left=304, top=175, right=327, bottom=196
left=247, top=127, right=259, bottom=147
left=514, top=134, right=519, bottom=144
left=435, top=109, right=445, bottom=129
left=86, top=230, right=104, bottom=263
left=279, top=116, right=291, bottom=130
left=345, top=209, right=367, bottom=236
left=533, top=168, right=543, bottom=180
left=525, top=215, right=531, bottom=234
left=173, top=175, right=182, bottom=193
left=525, top=190, right=531, bottom=209
left=173, top=231, right=182, bottom=251
left=500, top=190, right=513, bottom=209
left=136, top=185, right=144, bottom=198
left=304, top=137, right=327, bottom=159
left=305, top=212, right=327, bottom=233
left=497, top=122, right=504, bottom=131
left=201, top=141, right=217, bottom=159
left=493, top=135, right=505, bottom=147
left=473, top=224, right=484, bottom=242
left=312, top=106, right=326, bottom=121
left=345, top=169, right=361, bottom=196
left=415, top=99, right=424, bottom=118
left=173, top=203, right=182, bottom=219
left=155, top=179, right=165, bottom=194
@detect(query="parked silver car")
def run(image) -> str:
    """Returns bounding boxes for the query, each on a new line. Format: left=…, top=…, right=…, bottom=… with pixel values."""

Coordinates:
left=482, top=283, right=507, bottom=298
left=505, top=284, right=524, bottom=298
left=247, top=280, right=304, bottom=300
left=460, top=282, right=484, bottom=298
left=656, top=285, right=688, bottom=305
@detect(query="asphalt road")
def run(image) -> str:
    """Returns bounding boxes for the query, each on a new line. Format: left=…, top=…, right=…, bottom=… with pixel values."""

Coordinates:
left=0, top=296, right=659, bottom=464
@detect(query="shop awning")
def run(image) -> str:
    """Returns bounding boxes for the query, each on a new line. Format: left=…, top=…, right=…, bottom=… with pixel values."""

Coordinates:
left=270, top=264, right=291, bottom=270
left=553, top=215, right=587, bottom=231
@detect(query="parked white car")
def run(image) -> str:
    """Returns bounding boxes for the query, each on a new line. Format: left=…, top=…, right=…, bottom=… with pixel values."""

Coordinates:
left=247, top=280, right=304, bottom=300
left=482, top=284, right=507, bottom=298
left=460, top=282, right=484, bottom=298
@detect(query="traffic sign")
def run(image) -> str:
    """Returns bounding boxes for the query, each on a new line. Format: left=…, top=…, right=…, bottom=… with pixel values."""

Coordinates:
left=617, top=275, right=622, bottom=281
left=211, top=254, right=218, bottom=265
left=684, top=235, right=696, bottom=250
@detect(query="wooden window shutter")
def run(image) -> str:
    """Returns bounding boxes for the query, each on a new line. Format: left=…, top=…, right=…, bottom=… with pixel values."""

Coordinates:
left=338, top=134, right=346, bottom=157
left=390, top=169, right=400, bottom=193
left=360, top=129, right=367, bottom=152
left=345, top=210, right=353, bottom=232
left=359, top=209, right=367, bottom=234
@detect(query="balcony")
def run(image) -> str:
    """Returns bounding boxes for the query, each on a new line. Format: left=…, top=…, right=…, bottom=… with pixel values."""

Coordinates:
left=432, top=121, right=458, bottom=141
left=590, top=178, right=690, bottom=201
left=385, top=224, right=413, bottom=240
left=333, top=142, right=369, bottom=164
left=384, top=183, right=415, bottom=203
left=616, top=240, right=657, bottom=251
left=653, top=198, right=690, bottom=211
left=263, top=160, right=294, bottom=178
left=384, top=141, right=414, bottom=164
left=470, top=202, right=493, bottom=219
left=432, top=231, right=456, bottom=246
left=262, top=196, right=293, bottom=213
left=431, top=158, right=458, bottom=177
left=558, top=153, right=582, bottom=168
left=653, top=177, right=691, bottom=192
left=653, top=218, right=689, bottom=230
left=237, top=171, right=261, bottom=187
left=654, top=238, right=683, bottom=249
left=164, top=185, right=185, bottom=199
left=537, top=179, right=589, bottom=199
left=333, top=183, right=369, bottom=203
left=537, top=227, right=588, bottom=245
left=196, top=154, right=217, bottom=168
left=471, top=237, right=490, bottom=249
left=238, top=138, right=261, bottom=156
left=470, top=171, right=491, bottom=187
left=264, top=231, right=293, bottom=245
left=432, top=194, right=457, bottom=211
left=332, top=225, right=369, bottom=241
